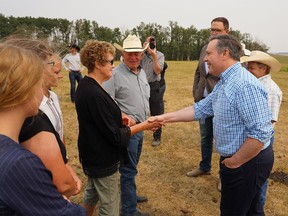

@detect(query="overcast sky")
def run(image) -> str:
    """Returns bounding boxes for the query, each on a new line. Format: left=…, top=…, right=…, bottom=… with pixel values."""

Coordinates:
left=1, top=0, right=287, bottom=53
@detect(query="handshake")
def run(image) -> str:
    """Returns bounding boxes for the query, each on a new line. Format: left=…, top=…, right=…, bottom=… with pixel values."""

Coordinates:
left=145, top=115, right=165, bottom=132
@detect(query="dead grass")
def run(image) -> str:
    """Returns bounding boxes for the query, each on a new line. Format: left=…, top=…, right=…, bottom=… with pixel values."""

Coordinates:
left=55, top=59, right=288, bottom=216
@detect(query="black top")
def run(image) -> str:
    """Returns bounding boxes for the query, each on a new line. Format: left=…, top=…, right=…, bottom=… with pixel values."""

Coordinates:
left=75, top=76, right=130, bottom=178
left=19, top=110, right=68, bottom=164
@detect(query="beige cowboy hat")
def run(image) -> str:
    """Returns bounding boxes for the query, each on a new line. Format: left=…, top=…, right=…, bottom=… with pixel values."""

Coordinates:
left=240, top=50, right=281, bottom=72
left=241, top=43, right=251, bottom=56
left=114, top=34, right=148, bottom=52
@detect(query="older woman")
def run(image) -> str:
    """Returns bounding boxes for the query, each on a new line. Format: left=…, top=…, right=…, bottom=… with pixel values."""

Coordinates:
left=4, top=37, right=81, bottom=197
left=0, top=43, right=85, bottom=215
left=76, top=40, right=160, bottom=216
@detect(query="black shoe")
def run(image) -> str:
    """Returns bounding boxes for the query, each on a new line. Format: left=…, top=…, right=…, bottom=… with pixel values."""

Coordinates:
left=135, top=210, right=149, bottom=216
left=137, top=195, right=148, bottom=203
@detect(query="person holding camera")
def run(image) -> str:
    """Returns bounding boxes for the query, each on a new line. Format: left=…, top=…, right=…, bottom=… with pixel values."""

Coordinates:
left=141, top=36, right=165, bottom=147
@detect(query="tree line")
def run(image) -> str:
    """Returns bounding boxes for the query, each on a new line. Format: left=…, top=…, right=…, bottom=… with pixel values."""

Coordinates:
left=0, top=14, right=269, bottom=60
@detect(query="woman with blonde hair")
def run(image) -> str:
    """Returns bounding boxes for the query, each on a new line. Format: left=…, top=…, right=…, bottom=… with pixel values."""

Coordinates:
left=0, top=43, right=85, bottom=215
left=3, top=37, right=81, bottom=197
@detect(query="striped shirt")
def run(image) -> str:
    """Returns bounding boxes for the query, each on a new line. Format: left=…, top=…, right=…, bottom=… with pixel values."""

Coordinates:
left=194, top=62, right=274, bottom=157
left=258, top=74, right=282, bottom=122
left=0, top=135, right=86, bottom=216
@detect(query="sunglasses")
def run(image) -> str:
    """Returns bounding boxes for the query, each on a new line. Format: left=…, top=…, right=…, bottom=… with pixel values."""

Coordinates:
left=105, top=59, right=114, bottom=65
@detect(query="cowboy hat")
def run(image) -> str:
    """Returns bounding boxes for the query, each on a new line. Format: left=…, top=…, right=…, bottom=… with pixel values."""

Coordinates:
left=241, top=43, right=251, bottom=56
left=240, top=50, right=281, bottom=72
left=114, top=35, right=148, bottom=52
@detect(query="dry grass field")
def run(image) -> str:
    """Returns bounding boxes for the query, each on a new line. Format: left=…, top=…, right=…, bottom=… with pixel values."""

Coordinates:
left=55, top=57, right=288, bottom=216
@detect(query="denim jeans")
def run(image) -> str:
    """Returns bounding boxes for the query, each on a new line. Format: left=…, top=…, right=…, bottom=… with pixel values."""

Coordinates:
left=259, top=135, right=275, bottom=208
left=119, top=132, right=143, bottom=216
left=69, top=71, right=82, bottom=102
left=199, top=116, right=214, bottom=172
left=149, top=81, right=161, bottom=140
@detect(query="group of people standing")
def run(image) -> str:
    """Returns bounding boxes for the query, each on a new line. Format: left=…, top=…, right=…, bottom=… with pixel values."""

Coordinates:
left=0, top=16, right=283, bottom=216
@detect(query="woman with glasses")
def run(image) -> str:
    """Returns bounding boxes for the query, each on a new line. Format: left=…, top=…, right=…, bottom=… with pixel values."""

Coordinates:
left=76, top=40, right=161, bottom=216
left=0, top=43, right=85, bottom=215
left=4, top=37, right=82, bottom=198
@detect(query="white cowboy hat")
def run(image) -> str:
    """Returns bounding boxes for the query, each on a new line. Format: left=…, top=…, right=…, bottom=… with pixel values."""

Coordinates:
left=114, top=35, right=148, bottom=52
left=241, top=43, right=251, bottom=56
left=240, top=50, right=281, bottom=72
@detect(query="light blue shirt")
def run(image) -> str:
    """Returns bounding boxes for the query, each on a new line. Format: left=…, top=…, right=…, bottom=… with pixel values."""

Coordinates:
left=194, top=62, right=274, bottom=156
left=103, top=63, right=150, bottom=123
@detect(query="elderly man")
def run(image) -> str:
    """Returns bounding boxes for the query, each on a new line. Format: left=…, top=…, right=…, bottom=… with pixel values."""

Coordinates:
left=104, top=35, right=150, bottom=216
left=153, top=35, right=274, bottom=215
left=241, top=51, right=282, bottom=208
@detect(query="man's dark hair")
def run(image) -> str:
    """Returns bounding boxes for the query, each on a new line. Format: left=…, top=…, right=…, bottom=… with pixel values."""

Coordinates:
left=210, top=35, right=242, bottom=61
left=211, top=17, right=229, bottom=31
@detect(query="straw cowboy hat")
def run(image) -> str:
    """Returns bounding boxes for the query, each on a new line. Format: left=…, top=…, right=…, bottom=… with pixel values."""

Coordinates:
left=240, top=50, right=281, bottom=72
left=114, top=34, right=148, bottom=52
left=241, top=43, right=251, bottom=56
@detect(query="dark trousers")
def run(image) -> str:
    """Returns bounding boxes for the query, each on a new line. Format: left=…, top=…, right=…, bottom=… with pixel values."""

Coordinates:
left=149, top=81, right=161, bottom=140
left=220, top=144, right=274, bottom=216
left=69, top=71, right=82, bottom=102
left=199, top=116, right=214, bottom=172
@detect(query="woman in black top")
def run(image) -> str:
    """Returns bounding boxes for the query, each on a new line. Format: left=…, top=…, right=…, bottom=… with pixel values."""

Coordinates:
left=76, top=40, right=160, bottom=216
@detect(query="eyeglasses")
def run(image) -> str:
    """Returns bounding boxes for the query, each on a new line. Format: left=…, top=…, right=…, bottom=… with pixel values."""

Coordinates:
left=209, top=28, right=225, bottom=33
left=46, top=61, right=55, bottom=67
left=105, top=59, right=114, bottom=65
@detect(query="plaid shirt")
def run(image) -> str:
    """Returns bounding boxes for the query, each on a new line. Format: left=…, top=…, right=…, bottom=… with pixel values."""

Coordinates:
left=194, top=62, right=274, bottom=157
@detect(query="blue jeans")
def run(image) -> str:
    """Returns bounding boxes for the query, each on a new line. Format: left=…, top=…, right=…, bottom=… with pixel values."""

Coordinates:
left=120, top=132, right=143, bottom=216
left=69, top=71, right=82, bottom=102
left=199, top=116, right=214, bottom=172
left=259, top=135, right=275, bottom=208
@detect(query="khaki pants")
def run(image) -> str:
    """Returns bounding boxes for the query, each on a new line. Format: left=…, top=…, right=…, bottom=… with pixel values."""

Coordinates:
left=83, top=172, right=119, bottom=216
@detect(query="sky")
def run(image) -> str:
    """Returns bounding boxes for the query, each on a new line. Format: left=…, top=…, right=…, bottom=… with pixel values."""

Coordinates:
left=1, top=0, right=287, bottom=53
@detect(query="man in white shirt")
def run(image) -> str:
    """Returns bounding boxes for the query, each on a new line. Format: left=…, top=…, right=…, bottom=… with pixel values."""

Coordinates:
left=62, top=44, right=84, bottom=103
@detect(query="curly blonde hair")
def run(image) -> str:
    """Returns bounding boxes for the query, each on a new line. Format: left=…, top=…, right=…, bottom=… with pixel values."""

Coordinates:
left=80, top=40, right=115, bottom=73
left=0, top=44, right=44, bottom=111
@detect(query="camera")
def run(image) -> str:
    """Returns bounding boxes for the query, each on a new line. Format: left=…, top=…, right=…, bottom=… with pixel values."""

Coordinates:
left=149, top=37, right=156, bottom=49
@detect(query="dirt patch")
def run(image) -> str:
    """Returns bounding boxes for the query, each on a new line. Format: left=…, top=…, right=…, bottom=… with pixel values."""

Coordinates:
left=270, top=171, right=288, bottom=185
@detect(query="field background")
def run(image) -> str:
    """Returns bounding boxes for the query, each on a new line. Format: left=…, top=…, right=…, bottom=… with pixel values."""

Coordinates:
left=55, top=57, right=288, bottom=216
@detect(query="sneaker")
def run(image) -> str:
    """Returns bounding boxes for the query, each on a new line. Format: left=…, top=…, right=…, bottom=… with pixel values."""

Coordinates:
left=217, top=179, right=222, bottom=192
left=186, top=168, right=211, bottom=177
left=151, top=139, right=161, bottom=147
left=137, top=195, right=148, bottom=203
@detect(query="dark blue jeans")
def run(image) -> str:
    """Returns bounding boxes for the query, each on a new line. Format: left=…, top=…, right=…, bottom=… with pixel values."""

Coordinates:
left=149, top=81, right=161, bottom=140
left=220, top=144, right=274, bottom=216
left=199, top=116, right=214, bottom=172
left=120, top=132, right=143, bottom=216
left=69, top=71, right=82, bottom=102
left=259, top=135, right=275, bottom=208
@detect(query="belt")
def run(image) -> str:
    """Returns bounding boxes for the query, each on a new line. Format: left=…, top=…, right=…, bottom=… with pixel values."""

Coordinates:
left=70, top=70, right=80, bottom=73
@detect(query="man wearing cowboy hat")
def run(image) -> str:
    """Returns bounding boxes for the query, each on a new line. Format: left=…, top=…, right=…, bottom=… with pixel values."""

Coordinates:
left=104, top=35, right=150, bottom=216
left=241, top=51, right=283, bottom=208
left=62, top=44, right=84, bottom=103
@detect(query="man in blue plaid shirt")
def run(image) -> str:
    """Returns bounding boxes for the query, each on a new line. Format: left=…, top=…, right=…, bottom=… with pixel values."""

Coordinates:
left=152, top=35, right=274, bottom=215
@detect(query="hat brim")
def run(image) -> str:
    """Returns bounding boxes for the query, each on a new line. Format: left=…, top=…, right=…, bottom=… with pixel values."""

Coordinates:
left=113, top=43, right=149, bottom=53
left=240, top=56, right=281, bottom=72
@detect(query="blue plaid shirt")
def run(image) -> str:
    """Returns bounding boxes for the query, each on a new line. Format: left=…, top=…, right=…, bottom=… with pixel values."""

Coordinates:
left=194, top=62, right=273, bottom=157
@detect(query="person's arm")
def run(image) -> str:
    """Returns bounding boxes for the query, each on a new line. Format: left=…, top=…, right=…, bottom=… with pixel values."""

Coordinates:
left=221, top=137, right=264, bottom=168
left=65, top=164, right=82, bottom=195
left=150, top=106, right=195, bottom=124
left=21, top=131, right=78, bottom=197
left=2, top=152, right=86, bottom=215
left=61, top=56, right=69, bottom=71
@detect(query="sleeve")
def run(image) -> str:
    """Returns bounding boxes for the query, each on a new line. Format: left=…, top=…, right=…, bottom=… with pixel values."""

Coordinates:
left=62, top=55, right=69, bottom=71
left=19, top=112, right=68, bottom=164
left=236, top=83, right=273, bottom=144
left=1, top=153, right=86, bottom=216
left=88, top=94, right=130, bottom=148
